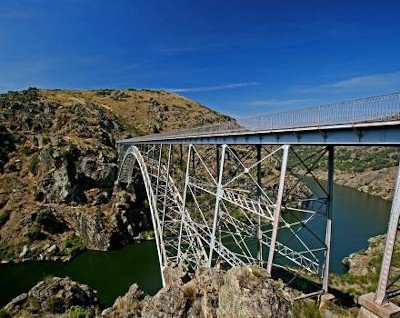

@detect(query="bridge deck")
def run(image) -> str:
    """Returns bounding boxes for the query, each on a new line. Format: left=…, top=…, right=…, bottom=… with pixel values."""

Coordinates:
left=117, top=93, right=400, bottom=146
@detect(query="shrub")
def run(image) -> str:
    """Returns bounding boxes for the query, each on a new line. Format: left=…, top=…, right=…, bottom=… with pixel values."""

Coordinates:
left=95, top=89, right=113, bottom=96
left=25, top=225, right=45, bottom=241
left=69, top=305, right=89, bottom=318
left=64, top=234, right=87, bottom=256
left=293, top=301, right=322, bottom=318
left=26, top=297, right=40, bottom=312
left=142, top=230, right=155, bottom=240
left=47, top=295, right=64, bottom=313
left=41, top=135, right=51, bottom=145
left=28, top=154, right=39, bottom=174
left=0, top=211, right=9, bottom=227
left=251, top=267, right=263, bottom=278
left=182, top=283, right=197, bottom=299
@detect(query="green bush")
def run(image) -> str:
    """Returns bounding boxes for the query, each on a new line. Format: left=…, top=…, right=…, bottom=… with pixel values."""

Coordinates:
left=251, top=267, right=263, bottom=277
left=28, top=154, right=39, bottom=174
left=94, top=89, right=112, bottom=96
left=25, top=225, right=45, bottom=241
left=41, top=135, right=51, bottom=145
left=64, top=234, right=87, bottom=256
left=0, top=211, right=9, bottom=227
left=0, top=307, right=10, bottom=318
left=69, top=305, right=89, bottom=318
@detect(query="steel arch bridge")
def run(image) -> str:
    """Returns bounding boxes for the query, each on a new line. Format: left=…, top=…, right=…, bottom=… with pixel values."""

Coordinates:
left=117, top=93, right=400, bottom=317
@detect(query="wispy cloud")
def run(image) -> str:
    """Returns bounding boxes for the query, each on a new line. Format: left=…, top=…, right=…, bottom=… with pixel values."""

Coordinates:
left=321, top=71, right=400, bottom=89
left=249, top=98, right=313, bottom=107
left=296, top=71, right=400, bottom=92
left=163, top=82, right=259, bottom=93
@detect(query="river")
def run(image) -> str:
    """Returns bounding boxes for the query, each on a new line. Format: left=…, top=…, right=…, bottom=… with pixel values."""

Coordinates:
left=0, top=182, right=392, bottom=307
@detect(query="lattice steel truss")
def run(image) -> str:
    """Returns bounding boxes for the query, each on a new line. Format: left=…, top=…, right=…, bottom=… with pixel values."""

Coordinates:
left=117, top=143, right=335, bottom=295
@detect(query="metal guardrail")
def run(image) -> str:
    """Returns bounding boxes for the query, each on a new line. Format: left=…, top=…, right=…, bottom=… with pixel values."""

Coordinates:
left=238, top=92, right=400, bottom=131
left=119, top=92, right=400, bottom=142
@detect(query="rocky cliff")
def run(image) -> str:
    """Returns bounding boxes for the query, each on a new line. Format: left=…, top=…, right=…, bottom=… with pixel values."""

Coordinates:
left=2, top=266, right=292, bottom=318
left=0, top=88, right=228, bottom=263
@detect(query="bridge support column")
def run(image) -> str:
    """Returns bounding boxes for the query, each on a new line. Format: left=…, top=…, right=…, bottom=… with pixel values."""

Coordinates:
left=323, top=145, right=334, bottom=293
left=256, top=145, right=263, bottom=266
left=358, top=164, right=400, bottom=317
left=208, top=144, right=227, bottom=267
left=161, top=144, right=172, bottom=236
left=266, top=145, right=290, bottom=276
left=177, top=144, right=192, bottom=262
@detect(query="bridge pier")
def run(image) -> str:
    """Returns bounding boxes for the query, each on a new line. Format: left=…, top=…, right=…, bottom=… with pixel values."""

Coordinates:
left=358, top=164, right=400, bottom=318
left=256, top=145, right=263, bottom=267
left=266, top=145, right=290, bottom=276
left=177, top=144, right=192, bottom=262
left=208, top=144, right=227, bottom=267
left=323, top=145, right=334, bottom=293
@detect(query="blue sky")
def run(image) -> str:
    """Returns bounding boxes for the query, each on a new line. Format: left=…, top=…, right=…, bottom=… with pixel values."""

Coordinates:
left=0, top=0, right=399, bottom=117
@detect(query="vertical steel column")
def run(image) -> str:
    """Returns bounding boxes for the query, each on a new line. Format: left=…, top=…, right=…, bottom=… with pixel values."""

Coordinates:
left=374, top=164, right=400, bottom=304
left=216, top=145, right=222, bottom=245
left=216, top=145, right=220, bottom=178
left=266, top=145, right=290, bottom=276
left=161, top=144, right=172, bottom=236
left=256, top=145, right=263, bottom=266
left=208, top=144, right=227, bottom=267
left=177, top=144, right=192, bottom=262
left=154, top=144, right=163, bottom=203
left=323, top=145, right=334, bottom=293
left=180, top=144, right=183, bottom=167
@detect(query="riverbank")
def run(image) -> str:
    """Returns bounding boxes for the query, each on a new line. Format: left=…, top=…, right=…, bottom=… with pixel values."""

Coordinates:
left=312, top=166, right=396, bottom=200
left=329, top=230, right=400, bottom=302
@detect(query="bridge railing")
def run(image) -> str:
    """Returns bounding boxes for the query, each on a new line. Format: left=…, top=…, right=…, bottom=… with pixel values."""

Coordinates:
left=237, top=92, right=400, bottom=131
left=118, top=92, right=400, bottom=142
left=121, top=121, right=246, bottom=142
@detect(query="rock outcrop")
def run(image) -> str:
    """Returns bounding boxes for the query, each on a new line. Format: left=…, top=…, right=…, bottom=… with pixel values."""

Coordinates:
left=3, top=277, right=100, bottom=317
left=0, top=88, right=228, bottom=263
left=3, top=266, right=292, bottom=318
left=105, top=266, right=292, bottom=318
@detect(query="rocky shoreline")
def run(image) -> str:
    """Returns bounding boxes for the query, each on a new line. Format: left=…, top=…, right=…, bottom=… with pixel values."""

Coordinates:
left=2, top=266, right=293, bottom=318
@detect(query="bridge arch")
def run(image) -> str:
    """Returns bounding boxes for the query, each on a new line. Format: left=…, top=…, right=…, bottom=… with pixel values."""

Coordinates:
left=117, top=145, right=166, bottom=285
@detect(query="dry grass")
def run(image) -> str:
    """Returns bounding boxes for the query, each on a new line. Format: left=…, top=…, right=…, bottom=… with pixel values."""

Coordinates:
left=40, top=89, right=231, bottom=136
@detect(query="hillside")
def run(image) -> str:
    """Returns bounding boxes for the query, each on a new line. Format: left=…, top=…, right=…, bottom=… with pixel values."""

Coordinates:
left=292, top=146, right=400, bottom=200
left=41, top=89, right=230, bottom=136
left=0, top=88, right=229, bottom=263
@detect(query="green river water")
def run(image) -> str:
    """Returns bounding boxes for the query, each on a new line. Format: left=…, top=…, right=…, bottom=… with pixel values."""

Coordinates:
left=0, top=182, right=392, bottom=307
